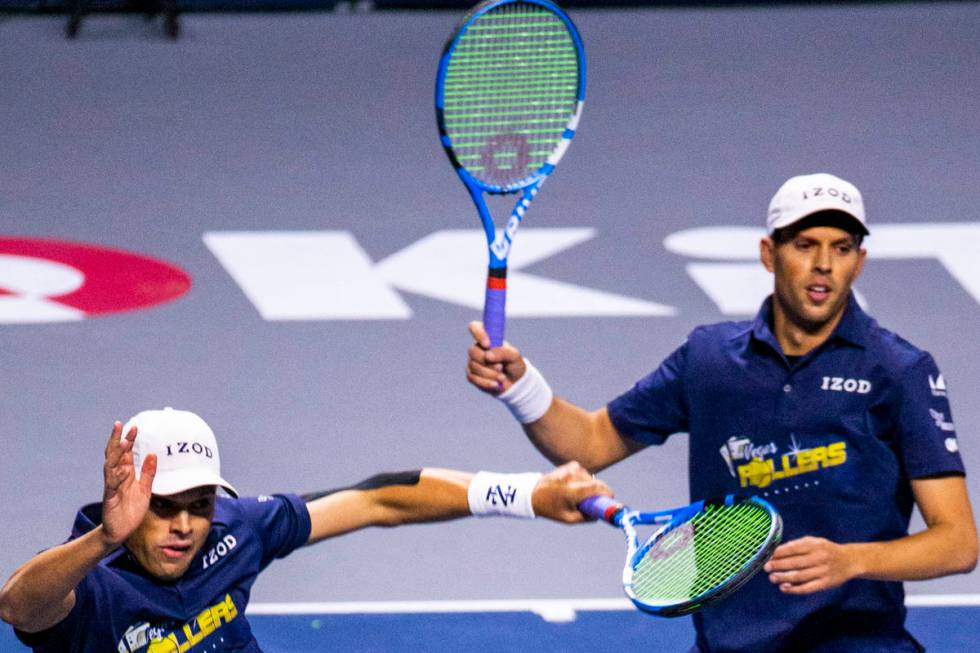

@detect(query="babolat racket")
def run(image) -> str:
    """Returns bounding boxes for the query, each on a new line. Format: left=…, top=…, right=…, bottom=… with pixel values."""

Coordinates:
left=578, top=494, right=782, bottom=617
left=435, top=0, right=585, bottom=347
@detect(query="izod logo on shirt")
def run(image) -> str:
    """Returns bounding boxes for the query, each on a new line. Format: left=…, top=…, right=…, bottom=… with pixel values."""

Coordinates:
left=820, top=376, right=872, bottom=394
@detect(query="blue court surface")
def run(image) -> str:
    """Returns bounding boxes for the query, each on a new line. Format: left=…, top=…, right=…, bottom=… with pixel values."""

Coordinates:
left=247, top=604, right=980, bottom=652
left=5, top=600, right=975, bottom=651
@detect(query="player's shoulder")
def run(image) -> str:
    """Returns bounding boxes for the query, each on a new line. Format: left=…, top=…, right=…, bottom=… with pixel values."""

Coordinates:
left=687, top=318, right=755, bottom=345
left=862, top=316, right=935, bottom=370
left=214, top=494, right=280, bottom=519
left=210, top=494, right=281, bottom=543
left=217, top=493, right=308, bottom=528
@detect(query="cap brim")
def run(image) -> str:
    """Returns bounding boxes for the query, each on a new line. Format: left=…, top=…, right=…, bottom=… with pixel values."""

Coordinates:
left=770, top=209, right=869, bottom=236
left=151, top=467, right=239, bottom=498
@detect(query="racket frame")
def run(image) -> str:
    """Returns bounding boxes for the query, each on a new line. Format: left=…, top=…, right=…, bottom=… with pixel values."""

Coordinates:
left=435, top=0, right=586, bottom=347
left=581, top=494, right=783, bottom=617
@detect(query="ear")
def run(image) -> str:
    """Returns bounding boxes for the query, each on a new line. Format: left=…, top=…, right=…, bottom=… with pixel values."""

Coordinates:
left=851, top=247, right=867, bottom=281
left=760, top=237, right=776, bottom=273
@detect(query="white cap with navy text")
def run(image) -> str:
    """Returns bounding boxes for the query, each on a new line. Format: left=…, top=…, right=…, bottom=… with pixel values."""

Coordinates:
left=767, top=173, right=869, bottom=235
left=123, top=407, right=239, bottom=497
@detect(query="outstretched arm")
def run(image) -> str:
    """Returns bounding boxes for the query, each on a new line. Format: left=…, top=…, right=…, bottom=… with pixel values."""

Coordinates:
left=0, top=421, right=158, bottom=633
left=305, top=461, right=612, bottom=545
left=765, top=475, right=978, bottom=594
left=466, top=321, right=645, bottom=472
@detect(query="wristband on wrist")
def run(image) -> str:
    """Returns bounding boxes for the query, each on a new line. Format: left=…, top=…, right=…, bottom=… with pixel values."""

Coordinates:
left=467, top=471, right=542, bottom=519
left=497, top=358, right=553, bottom=424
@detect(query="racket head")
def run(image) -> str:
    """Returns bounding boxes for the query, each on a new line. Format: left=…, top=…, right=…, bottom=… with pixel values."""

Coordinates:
left=623, top=496, right=783, bottom=617
left=435, top=0, right=585, bottom=195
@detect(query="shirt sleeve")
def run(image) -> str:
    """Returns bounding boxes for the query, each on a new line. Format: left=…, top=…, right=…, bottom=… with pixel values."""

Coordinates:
left=239, top=493, right=313, bottom=570
left=894, top=353, right=965, bottom=479
left=606, top=339, right=690, bottom=446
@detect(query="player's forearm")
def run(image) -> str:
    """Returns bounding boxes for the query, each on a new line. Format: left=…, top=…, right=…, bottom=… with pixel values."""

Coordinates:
left=847, top=522, right=978, bottom=582
left=372, top=468, right=473, bottom=525
left=523, top=399, right=632, bottom=473
left=305, top=469, right=473, bottom=543
left=0, top=526, right=115, bottom=631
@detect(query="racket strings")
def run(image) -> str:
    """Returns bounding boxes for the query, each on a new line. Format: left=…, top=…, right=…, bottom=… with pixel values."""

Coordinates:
left=631, top=503, right=774, bottom=603
left=443, top=2, right=580, bottom=187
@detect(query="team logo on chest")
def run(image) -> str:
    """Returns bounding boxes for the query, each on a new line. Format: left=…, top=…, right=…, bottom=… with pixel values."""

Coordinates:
left=820, top=376, right=871, bottom=394
left=115, top=594, right=240, bottom=652
left=720, top=434, right=848, bottom=491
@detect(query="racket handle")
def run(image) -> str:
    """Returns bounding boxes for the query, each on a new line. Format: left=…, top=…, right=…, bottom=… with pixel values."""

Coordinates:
left=483, top=268, right=507, bottom=348
left=578, top=495, right=626, bottom=525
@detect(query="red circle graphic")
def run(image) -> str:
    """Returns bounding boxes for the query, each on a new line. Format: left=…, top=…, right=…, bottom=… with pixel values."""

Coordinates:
left=0, top=237, right=192, bottom=318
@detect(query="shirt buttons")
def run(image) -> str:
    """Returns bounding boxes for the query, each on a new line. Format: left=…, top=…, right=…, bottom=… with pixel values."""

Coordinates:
left=783, top=384, right=792, bottom=393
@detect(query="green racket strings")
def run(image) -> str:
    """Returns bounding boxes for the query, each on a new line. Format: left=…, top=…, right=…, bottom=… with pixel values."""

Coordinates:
left=631, top=502, right=774, bottom=604
left=443, top=2, right=579, bottom=187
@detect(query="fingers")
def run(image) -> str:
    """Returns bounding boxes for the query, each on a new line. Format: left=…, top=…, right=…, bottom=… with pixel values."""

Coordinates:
left=775, top=578, right=830, bottom=595
left=765, top=537, right=824, bottom=570
left=104, top=423, right=138, bottom=494
left=467, top=356, right=506, bottom=391
left=106, top=423, right=137, bottom=459
left=468, top=321, right=491, bottom=349
left=769, top=536, right=819, bottom=558
left=487, top=343, right=522, bottom=366
left=768, top=565, right=825, bottom=587
left=764, top=537, right=851, bottom=594
left=139, top=453, right=158, bottom=494
left=578, top=477, right=613, bottom=502
left=467, top=321, right=522, bottom=365
left=547, top=462, right=614, bottom=523
left=104, top=421, right=124, bottom=464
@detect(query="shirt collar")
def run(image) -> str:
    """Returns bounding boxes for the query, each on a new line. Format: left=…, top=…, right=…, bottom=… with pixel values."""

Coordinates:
left=749, top=293, right=869, bottom=352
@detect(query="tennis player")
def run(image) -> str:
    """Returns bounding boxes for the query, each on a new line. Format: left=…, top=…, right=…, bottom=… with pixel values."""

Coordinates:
left=0, top=407, right=611, bottom=652
left=465, top=173, right=978, bottom=652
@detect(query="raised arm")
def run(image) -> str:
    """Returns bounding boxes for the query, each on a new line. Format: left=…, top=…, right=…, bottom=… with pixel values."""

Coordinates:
left=0, top=422, right=157, bottom=633
left=466, top=321, right=645, bottom=472
left=304, top=461, right=612, bottom=545
left=765, top=475, right=978, bottom=594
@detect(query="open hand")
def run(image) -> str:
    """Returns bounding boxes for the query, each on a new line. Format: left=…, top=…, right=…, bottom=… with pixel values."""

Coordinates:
left=101, top=421, right=157, bottom=546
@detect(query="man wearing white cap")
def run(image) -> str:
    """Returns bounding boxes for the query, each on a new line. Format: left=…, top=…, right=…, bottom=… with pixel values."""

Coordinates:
left=0, top=407, right=611, bottom=651
left=465, top=173, right=977, bottom=652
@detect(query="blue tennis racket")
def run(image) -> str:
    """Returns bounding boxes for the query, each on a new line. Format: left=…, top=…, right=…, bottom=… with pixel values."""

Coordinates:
left=435, top=0, right=586, bottom=347
left=579, top=494, right=782, bottom=617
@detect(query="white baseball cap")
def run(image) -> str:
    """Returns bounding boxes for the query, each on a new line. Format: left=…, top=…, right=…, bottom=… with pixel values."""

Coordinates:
left=123, top=407, right=238, bottom=498
left=767, top=173, right=868, bottom=235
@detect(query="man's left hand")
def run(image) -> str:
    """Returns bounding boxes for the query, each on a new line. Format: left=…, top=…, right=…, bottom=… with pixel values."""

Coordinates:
left=764, top=536, right=860, bottom=594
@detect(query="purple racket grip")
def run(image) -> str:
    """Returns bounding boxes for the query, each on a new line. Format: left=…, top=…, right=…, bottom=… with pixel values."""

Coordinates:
left=483, top=278, right=507, bottom=349
left=579, top=495, right=625, bottom=524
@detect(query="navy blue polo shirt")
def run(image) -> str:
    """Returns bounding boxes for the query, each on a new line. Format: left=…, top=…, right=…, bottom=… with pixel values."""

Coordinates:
left=608, top=295, right=964, bottom=653
left=16, top=494, right=311, bottom=653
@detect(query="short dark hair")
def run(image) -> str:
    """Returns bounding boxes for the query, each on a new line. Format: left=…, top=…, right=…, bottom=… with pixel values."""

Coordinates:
left=771, top=210, right=866, bottom=247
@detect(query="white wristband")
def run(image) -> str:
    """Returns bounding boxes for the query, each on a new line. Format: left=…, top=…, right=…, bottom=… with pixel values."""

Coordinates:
left=467, top=471, right=542, bottom=519
left=498, top=359, right=553, bottom=424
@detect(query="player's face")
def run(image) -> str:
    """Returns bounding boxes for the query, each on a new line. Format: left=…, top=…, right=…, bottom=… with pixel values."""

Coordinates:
left=761, top=225, right=866, bottom=333
left=126, top=485, right=216, bottom=581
